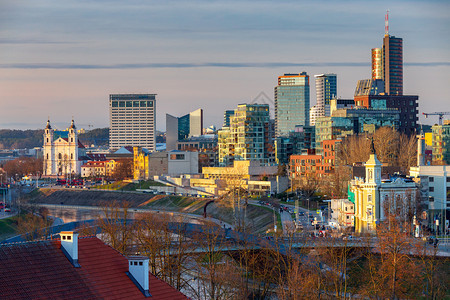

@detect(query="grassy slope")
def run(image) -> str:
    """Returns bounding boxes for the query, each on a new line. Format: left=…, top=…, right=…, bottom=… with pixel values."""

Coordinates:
left=0, top=216, right=19, bottom=241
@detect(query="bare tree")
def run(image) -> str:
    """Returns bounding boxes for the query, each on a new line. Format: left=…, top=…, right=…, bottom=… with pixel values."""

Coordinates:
left=96, top=201, right=134, bottom=255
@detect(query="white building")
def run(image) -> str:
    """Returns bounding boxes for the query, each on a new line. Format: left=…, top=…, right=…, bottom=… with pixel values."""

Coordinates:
left=43, top=120, right=87, bottom=177
left=109, top=94, right=156, bottom=151
left=410, top=135, right=450, bottom=234
left=168, top=151, right=199, bottom=176
left=330, top=199, right=355, bottom=229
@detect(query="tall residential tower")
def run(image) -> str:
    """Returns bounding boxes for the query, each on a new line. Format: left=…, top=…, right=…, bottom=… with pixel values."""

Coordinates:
left=274, top=72, right=310, bottom=136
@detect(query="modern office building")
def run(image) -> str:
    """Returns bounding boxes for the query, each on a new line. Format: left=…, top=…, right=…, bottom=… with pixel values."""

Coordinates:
left=354, top=94, right=418, bottom=135
left=354, top=79, right=385, bottom=97
left=274, top=72, right=310, bottom=136
left=275, top=125, right=315, bottom=165
left=109, top=94, right=156, bottom=151
left=315, top=107, right=400, bottom=154
left=371, top=12, right=403, bottom=95
left=310, top=74, right=337, bottom=125
left=166, top=109, right=203, bottom=151
left=218, top=104, right=272, bottom=166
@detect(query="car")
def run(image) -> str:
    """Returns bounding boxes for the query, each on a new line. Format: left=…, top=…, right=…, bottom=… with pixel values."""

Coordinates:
left=4, top=207, right=11, bottom=213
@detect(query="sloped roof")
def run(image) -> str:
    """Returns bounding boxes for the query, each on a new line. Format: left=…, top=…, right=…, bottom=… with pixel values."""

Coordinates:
left=0, top=237, right=187, bottom=300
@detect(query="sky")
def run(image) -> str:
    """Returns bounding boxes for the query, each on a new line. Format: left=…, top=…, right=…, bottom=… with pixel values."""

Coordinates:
left=0, top=0, right=449, bottom=131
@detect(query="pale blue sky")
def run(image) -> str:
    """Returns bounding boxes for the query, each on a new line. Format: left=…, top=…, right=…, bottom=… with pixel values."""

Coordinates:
left=0, top=0, right=449, bottom=130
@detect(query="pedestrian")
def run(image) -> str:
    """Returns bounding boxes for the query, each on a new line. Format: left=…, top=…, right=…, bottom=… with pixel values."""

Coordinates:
left=433, top=238, right=439, bottom=249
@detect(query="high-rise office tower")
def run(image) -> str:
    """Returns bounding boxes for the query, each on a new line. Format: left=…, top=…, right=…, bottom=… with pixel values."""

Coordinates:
left=166, top=108, right=203, bottom=151
left=371, top=11, right=403, bottom=95
left=274, top=72, right=310, bottom=136
left=310, top=74, right=337, bottom=125
left=109, top=94, right=156, bottom=151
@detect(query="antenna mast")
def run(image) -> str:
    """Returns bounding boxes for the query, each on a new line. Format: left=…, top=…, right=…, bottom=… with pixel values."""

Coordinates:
left=385, top=10, right=389, bottom=35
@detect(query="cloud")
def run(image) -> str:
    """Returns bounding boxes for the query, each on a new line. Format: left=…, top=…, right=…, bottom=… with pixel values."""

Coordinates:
left=1, top=61, right=448, bottom=69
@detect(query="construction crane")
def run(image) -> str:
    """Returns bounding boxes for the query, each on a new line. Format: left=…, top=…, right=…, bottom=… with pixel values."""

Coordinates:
left=422, top=112, right=450, bottom=125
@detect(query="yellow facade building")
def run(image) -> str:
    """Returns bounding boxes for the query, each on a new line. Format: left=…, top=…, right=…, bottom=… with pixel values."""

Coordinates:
left=350, top=151, right=418, bottom=234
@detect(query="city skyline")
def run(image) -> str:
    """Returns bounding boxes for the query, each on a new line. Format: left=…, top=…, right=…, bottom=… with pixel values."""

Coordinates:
left=1, top=0, right=449, bottom=131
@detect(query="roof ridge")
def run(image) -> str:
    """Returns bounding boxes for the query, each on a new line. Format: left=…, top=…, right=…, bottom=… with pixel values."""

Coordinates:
left=0, top=238, right=53, bottom=247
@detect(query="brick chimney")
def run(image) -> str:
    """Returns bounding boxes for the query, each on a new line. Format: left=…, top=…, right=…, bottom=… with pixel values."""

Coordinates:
left=60, top=231, right=80, bottom=267
left=127, top=256, right=150, bottom=297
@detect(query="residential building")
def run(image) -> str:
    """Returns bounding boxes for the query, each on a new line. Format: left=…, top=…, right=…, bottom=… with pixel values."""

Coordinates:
left=223, top=110, right=235, bottom=127
left=310, top=73, right=337, bottom=125
left=166, top=109, right=203, bottom=151
left=81, top=160, right=107, bottom=178
left=350, top=147, right=417, bottom=234
left=330, top=199, right=355, bottom=229
left=217, top=104, right=273, bottom=166
left=354, top=94, right=418, bottom=135
left=274, top=72, right=310, bottom=136
left=0, top=231, right=187, bottom=299
left=109, top=94, right=156, bottom=151
left=431, top=120, right=450, bottom=164
left=290, top=152, right=326, bottom=180
left=43, top=119, right=88, bottom=177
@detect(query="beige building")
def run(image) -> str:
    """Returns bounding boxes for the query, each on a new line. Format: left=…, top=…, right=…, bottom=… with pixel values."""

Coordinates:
left=350, top=149, right=418, bottom=234
left=133, top=147, right=168, bottom=180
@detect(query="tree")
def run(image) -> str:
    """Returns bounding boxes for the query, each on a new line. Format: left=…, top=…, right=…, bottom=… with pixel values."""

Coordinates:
left=2, top=157, right=43, bottom=178
left=397, top=132, right=417, bottom=173
left=95, top=201, right=134, bottom=255
left=113, top=158, right=133, bottom=180
left=373, top=127, right=399, bottom=166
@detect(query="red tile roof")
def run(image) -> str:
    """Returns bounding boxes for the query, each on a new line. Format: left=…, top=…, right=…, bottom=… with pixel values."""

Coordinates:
left=0, top=237, right=188, bottom=300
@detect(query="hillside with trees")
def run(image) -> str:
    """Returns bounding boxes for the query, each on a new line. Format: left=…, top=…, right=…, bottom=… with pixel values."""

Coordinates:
left=0, top=128, right=109, bottom=149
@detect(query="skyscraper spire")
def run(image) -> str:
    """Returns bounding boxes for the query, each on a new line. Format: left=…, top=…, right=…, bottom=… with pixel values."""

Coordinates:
left=385, top=10, right=389, bottom=36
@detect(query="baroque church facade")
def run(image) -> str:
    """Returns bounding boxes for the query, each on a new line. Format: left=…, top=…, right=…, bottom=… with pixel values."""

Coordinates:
left=43, top=119, right=87, bottom=177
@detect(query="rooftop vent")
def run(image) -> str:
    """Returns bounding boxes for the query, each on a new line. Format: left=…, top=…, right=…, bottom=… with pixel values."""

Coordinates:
left=60, top=231, right=80, bottom=267
left=127, top=256, right=151, bottom=297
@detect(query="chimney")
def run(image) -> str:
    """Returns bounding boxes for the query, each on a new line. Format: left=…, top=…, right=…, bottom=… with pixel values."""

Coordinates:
left=417, top=134, right=425, bottom=166
left=60, top=231, right=80, bottom=267
left=127, top=256, right=151, bottom=297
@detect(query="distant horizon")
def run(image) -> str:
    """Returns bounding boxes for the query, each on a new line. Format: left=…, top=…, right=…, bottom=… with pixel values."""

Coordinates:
left=1, top=1, right=449, bottom=131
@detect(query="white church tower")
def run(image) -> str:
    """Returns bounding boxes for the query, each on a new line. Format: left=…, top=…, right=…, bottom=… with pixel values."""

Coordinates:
left=43, top=119, right=84, bottom=177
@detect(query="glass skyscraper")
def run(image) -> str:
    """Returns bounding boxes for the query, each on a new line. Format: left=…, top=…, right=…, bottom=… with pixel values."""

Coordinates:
left=274, top=72, right=310, bottom=137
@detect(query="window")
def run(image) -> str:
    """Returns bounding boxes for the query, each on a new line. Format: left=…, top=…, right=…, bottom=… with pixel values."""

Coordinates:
left=429, top=197, right=434, bottom=202
left=46, top=154, right=49, bottom=159
left=58, top=153, right=62, bottom=159
left=429, top=187, right=434, bottom=192
left=429, top=177, right=434, bottom=182
left=447, top=177, right=450, bottom=182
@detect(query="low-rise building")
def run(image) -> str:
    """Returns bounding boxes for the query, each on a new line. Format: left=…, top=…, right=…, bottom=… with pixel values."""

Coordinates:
left=330, top=199, right=355, bottom=229
left=0, top=231, right=187, bottom=299
left=350, top=147, right=418, bottom=234
left=168, top=150, right=199, bottom=176
left=81, top=160, right=107, bottom=178
left=133, top=147, right=168, bottom=180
